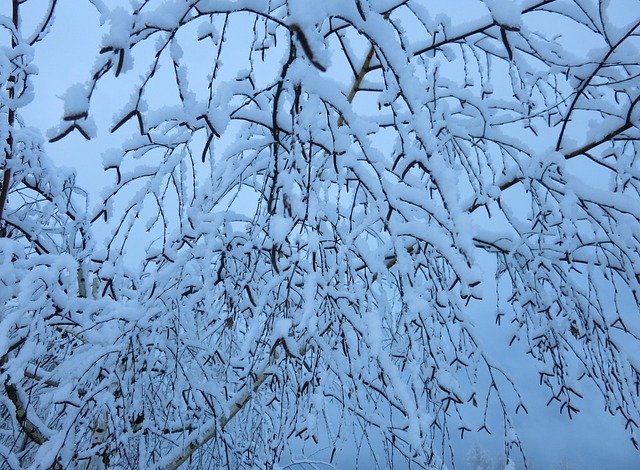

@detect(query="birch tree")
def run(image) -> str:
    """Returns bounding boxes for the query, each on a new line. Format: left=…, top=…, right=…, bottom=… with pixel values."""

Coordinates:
left=1, top=0, right=639, bottom=468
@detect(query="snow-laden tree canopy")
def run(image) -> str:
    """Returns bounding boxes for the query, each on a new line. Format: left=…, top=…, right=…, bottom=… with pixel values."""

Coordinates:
left=1, top=0, right=639, bottom=468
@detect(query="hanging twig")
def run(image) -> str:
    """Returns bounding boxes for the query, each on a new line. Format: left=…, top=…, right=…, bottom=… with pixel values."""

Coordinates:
left=0, top=0, right=19, bottom=235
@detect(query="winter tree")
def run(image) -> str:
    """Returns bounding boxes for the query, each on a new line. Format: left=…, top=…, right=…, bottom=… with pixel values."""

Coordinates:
left=1, top=0, right=639, bottom=468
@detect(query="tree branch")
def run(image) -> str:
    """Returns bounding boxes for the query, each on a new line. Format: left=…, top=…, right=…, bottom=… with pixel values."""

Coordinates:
left=160, top=348, right=281, bottom=470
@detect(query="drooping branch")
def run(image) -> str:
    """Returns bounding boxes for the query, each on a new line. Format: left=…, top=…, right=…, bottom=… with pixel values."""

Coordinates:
left=160, top=344, right=284, bottom=470
left=0, top=0, right=19, bottom=235
left=555, top=19, right=640, bottom=152
left=4, top=382, right=48, bottom=446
